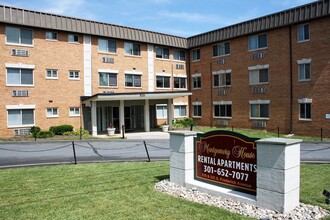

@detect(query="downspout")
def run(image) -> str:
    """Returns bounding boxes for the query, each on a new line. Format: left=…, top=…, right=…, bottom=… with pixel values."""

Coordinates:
left=210, top=62, right=213, bottom=128
left=289, top=25, right=293, bottom=134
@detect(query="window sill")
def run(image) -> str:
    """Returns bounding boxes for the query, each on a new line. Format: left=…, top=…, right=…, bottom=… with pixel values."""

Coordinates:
left=174, top=116, right=187, bottom=119
left=248, top=47, right=268, bottom=52
left=250, top=117, right=269, bottom=120
left=47, top=116, right=59, bottom=118
left=173, top=60, right=186, bottom=63
left=192, top=59, right=200, bottom=62
left=125, top=86, right=143, bottom=89
left=68, top=42, right=80, bottom=45
left=249, top=83, right=269, bottom=86
left=124, top=54, right=142, bottom=58
left=98, top=51, right=118, bottom=55
left=8, top=124, right=34, bottom=128
left=69, top=115, right=81, bottom=117
left=193, top=116, right=202, bottom=118
left=298, top=39, right=310, bottom=43
left=173, top=88, right=187, bottom=90
left=212, top=54, right=230, bottom=59
left=46, top=39, right=58, bottom=42
left=213, top=85, right=231, bottom=89
left=299, top=118, right=312, bottom=121
left=192, top=87, right=202, bottom=90
left=6, top=43, right=34, bottom=47
left=298, top=79, right=311, bottom=82
left=155, top=58, right=171, bottom=61
left=213, top=116, right=232, bottom=119
left=156, top=87, right=171, bottom=90
left=69, top=78, right=80, bottom=81
left=46, top=78, right=59, bottom=80
left=7, top=84, right=34, bottom=87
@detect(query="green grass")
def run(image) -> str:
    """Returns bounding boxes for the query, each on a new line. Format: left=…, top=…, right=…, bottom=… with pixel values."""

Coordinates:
left=0, top=162, right=329, bottom=220
left=0, top=162, right=253, bottom=220
left=194, top=127, right=330, bottom=142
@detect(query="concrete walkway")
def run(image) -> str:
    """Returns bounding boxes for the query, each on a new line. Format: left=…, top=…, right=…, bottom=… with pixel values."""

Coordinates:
left=97, top=131, right=170, bottom=140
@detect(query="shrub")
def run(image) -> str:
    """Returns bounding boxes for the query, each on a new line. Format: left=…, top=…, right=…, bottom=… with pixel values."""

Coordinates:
left=63, top=130, right=90, bottom=136
left=172, top=118, right=197, bottom=129
left=49, top=124, right=74, bottom=135
left=30, top=126, right=41, bottom=139
left=37, top=131, right=54, bottom=138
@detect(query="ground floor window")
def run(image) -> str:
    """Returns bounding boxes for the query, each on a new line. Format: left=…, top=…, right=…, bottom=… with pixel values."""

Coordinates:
left=299, top=103, right=311, bottom=120
left=250, top=104, right=269, bottom=119
left=214, top=104, right=232, bottom=118
left=8, top=109, right=34, bottom=127
left=156, top=105, right=167, bottom=119
left=46, top=108, right=58, bottom=117
left=69, top=107, right=80, bottom=117
left=192, top=104, right=201, bottom=117
left=174, top=105, right=187, bottom=118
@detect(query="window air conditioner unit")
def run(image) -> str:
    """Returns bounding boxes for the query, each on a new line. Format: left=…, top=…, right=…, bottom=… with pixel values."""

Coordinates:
left=12, top=49, right=29, bottom=57
left=253, top=121, right=267, bottom=128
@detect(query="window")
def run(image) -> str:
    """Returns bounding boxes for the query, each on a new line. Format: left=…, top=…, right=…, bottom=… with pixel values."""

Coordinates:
left=156, top=105, right=168, bottom=119
left=213, top=42, right=230, bottom=57
left=125, top=74, right=141, bottom=87
left=46, top=32, right=57, bottom=40
left=173, top=50, right=186, bottom=61
left=298, top=98, right=312, bottom=120
left=250, top=104, right=269, bottom=119
left=98, top=39, right=117, bottom=53
left=249, top=68, right=268, bottom=85
left=69, top=71, right=80, bottom=79
left=192, top=49, right=200, bottom=61
left=46, top=69, right=58, bottom=79
left=214, top=104, right=232, bottom=118
left=297, top=59, right=311, bottom=81
left=193, top=104, right=202, bottom=117
left=298, top=24, right=310, bottom=42
left=248, top=34, right=267, bottom=51
left=156, top=76, right=170, bottom=88
left=174, top=105, right=187, bottom=118
left=192, top=75, right=201, bottom=89
left=46, top=108, right=58, bottom=117
left=213, top=70, right=231, bottom=87
left=156, top=47, right=169, bottom=59
left=7, top=68, right=33, bottom=86
left=8, top=109, right=34, bottom=127
left=69, top=107, right=80, bottom=116
left=6, top=26, right=33, bottom=45
left=68, top=34, right=79, bottom=43
left=124, top=42, right=141, bottom=56
left=174, top=77, right=186, bottom=89
left=99, top=72, right=117, bottom=87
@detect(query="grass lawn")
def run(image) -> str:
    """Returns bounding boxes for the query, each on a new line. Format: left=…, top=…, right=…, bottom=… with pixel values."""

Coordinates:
left=0, top=162, right=329, bottom=220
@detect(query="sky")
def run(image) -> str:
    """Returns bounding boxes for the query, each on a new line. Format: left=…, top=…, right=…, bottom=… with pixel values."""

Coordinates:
left=0, top=0, right=317, bottom=37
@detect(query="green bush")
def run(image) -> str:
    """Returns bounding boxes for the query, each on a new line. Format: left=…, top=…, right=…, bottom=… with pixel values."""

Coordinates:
left=172, top=118, right=197, bottom=129
left=37, top=131, right=54, bottom=138
left=63, top=130, right=90, bottom=136
left=49, top=125, right=74, bottom=135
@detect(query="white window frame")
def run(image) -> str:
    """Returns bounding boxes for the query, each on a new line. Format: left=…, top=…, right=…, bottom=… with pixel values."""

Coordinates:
left=99, top=71, right=118, bottom=87
left=46, top=69, right=58, bottom=79
left=298, top=98, right=312, bottom=121
left=98, top=38, right=117, bottom=53
left=124, top=42, right=141, bottom=56
left=6, top=105, right=35, bottom=128
left=46, top=32, right=58, bottom=41
left=174, top=105, right=187, bottom=118
left=248, top=65, right=269, bottom=85
left=68, top=34, right=79, bottom=43
left=156, top=47, right=170, bottom=59
left=192, top=73, right=201, bottom=89
left=249, top=100, right=270, bottom=120
left=213, top=101, right=232, bottom=119
left=125, top=72, right=142, bottom=88
left=6, top=63, right=35, bottom=86
left=192, top=102, right=202, bottom=118
left=173, top=50, right=186, bottom=61
left=213, top=69, right=231, bottom=87
left=156, top=74, right=171, bottom=89
left=46, top=108, right=59, bottom=118
left=297, top=59, right=311, bottom=81
left=173, top=76, right=187, bottom=89
left=6, top=26, right=34, bottom=46
left=156, top=104, right=168, bottom=119
left=212, top=42, right=230, bottom=57
left=298, top=24, right=310, bottom=42
left=69, top=70, right=80, bottom=80
left=69, top=107, right=80, bottom=117
left=248, top=33, right=268, bottom=51
left=192, top=49, right=200, bottom=61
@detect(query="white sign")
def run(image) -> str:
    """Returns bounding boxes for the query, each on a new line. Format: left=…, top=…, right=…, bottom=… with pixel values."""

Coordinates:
left=326, top=114, right=330, bottom=119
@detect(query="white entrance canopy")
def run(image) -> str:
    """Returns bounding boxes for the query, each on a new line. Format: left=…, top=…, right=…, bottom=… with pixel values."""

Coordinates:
left=81, top=91, right=192, bottom=136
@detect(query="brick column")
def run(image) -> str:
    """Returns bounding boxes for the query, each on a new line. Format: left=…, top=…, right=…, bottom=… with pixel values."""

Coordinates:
left=256, top=138, right=302, bottom=213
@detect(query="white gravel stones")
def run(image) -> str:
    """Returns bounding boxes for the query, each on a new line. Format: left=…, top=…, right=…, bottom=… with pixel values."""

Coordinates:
left=155, top=180, right=330, bottom=220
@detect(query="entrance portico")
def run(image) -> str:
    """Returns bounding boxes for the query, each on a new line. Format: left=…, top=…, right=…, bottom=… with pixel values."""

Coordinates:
left=81, top=91, right=192, bottom=136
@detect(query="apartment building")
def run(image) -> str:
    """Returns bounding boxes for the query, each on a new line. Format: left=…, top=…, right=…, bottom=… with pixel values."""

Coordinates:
left=0, top=0, right=329, bottom=137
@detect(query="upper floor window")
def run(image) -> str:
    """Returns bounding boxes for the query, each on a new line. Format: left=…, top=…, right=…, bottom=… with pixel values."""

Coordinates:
left=7, top=68, right=33, bottom=86
left=213, top=70, right=231, bottom=87
left=124, top=42, right=141, bottom=56
left=248, top=33, right=267, bottom=51
left=46, top=69, right=58, bottom=79
left=46, top=32, right=58, bottom=40
left=173, top=50, right=186, bottom=61
left=249, top=65, right=269, bottom=85
left=125, top=74, right=141, bottom=87
left=156, top=47, right=169, bottom=59
left=156, top=75, right=171, bottom=88
left=298, top=24, right=310, bottom=42
left=6, top=26, right=33, bottom=45
left=174, top=77, right=186, bottom=89
left=213, top=42, right=230, bottom=57
left=46, top=108, right=58, bottom=117
left=69, top=107, right=80, bottom=117
left=69, top=71, right=80, bottom=80
left=99, top=72, right=117, bottom=87
left=298, top=59, right=311, bottom=81
left=98, top=39, right=116, bottom=53
left=68, top=34, right=79, bottom=43
left=192, top=74, right=201, bottom=89
left=250, top=100, right=270, bottom=119
left=192, top=49, right=200, bottom=61
left=8, top=108, right=34, bottom=127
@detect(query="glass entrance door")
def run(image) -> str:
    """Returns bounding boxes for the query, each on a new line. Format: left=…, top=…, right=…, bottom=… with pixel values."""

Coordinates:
left=113, top=106, right=131, bottom=131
